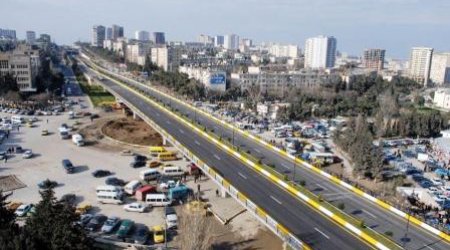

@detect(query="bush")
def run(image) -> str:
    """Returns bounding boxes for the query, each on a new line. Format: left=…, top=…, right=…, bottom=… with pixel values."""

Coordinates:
left=384, top=231, right=393, bottom=237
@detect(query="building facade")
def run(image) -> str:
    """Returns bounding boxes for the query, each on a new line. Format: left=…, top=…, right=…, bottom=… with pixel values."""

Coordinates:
left=111, top=25, right=124, bottom=40
left=197, top=34, right=214, bottom=45
left=135, top=30, right=150, bottom=41
left=214, top=35, right=224, bottom=47
left=126, top=42, right=151, bottom=66
left=179, top=66, right=227, bottom=92
left=269, top=44, right=299, bottom=58
left=91, top=25, right=106, bottom=47
left=304, top=35, right=337, bottom=69
left=26, top=31, right=36, bottom=44
left=106, top=27, right=112, bottom=40
left=152, top=32, right=165, bottom=45
left=430, top=52, right=450, bottom=85
left=363, top=49, right=385, bottom=71
left=409, top=47, right=433, bottom=86
left=0, top=28, right=16, bottom=40
left=433, top=88, right=450, bottom=110
left=224, top=34, right=239, bottom=50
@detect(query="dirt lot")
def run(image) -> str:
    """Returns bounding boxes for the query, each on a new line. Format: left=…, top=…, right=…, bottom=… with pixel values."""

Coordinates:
left=102, top=117, right=162, bottom=146
left=0, top=175, right=26, bottom=192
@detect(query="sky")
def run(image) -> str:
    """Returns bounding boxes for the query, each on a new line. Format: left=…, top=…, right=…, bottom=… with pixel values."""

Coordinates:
left=1, top=0, right=450, bottom=59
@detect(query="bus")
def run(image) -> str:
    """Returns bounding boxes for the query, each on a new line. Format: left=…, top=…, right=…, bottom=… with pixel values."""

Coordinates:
left=158, top=152, right=178, bottom=162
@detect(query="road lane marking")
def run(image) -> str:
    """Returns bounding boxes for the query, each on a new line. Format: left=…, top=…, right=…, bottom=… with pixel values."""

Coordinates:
left=362, top=209, right=377, bottom=219
left=254, top=148, right=261, bottom=153
left=316, top=184, right=328, bottom=191
left=155, top=112, right=160, bottom=117
left=281, top=163, right=290, bottom=169
left=270, top=195, right=283, bottom=205
left=195, top=140, right=201, bottom=146
left=214, top=154, right=221, bottom=161
left=166, top=120, right=171, bottom=124
left=314, top=227, right=330, bottom=239
left=179, top=129, right=184, bottom=134
left=238, top=172, right=247, bottom=180
left=424, top=245, right=435, bottom=250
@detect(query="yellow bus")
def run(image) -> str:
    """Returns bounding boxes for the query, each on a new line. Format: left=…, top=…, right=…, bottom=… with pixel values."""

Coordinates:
left=149, top=146, right=166, bottom=156
left=158, top=152, right=178, bottom=162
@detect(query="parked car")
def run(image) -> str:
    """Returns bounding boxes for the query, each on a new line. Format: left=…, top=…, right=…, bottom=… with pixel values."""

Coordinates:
left=116, top=219, right=134, bottom=239
left=92, top=169, right=112, bottom=178
left=78, top=214, right=93, bottom=226
left=130, top=161, right=146, bottom=168
left=41, top=129, right=49, bottom=136
left=85, top=214, right=107, bottom=231
left=133, top=225, right=149, bottom=244
left=62, top=159, right=75, bottom=174
left=148, top=161, right=161, bottom=168
left=60, top=193, right=77, bottom=205
left=38, top=179, right=58, bottom=189
left=105, top=177, right=126, bottom=186
left=159, top=180, right=177, bottom=190
left=15, top=204, right=32, bottom=217
left=101, top=216, right=120, bottom=234
left=22, top=150, right=33, bottom=159
left=75, top=202, right=92, bottom=215
left=152, top=225, right=165, bottom=244
left=124, top=202, right=148, bottom=213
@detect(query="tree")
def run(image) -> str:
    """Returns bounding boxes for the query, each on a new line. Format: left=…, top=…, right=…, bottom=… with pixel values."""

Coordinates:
left=178, top=208, right=212, bottom=250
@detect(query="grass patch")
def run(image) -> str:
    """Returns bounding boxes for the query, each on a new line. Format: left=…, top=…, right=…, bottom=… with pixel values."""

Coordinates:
left=79, top=81, right=115, bottom=107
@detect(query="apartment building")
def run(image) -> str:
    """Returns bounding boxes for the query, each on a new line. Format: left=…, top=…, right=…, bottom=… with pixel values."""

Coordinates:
left=430, top=52, right=450, bottom=85
left=409, top=47, right=433, bottom=86
left=178, top=65, right=227, bottom=92
left=433, top=88, right=450, bottom=110
left=126, top=42, right=151, bottom=66
left=91, top=25, right=105, bottom=47
left=151, top=45, right=180, bottom=71
left=363, top=49, right=385, bottom=71
left=268, top=44, right=299, bottom=58
left=304, top=35, right=337, bottom=69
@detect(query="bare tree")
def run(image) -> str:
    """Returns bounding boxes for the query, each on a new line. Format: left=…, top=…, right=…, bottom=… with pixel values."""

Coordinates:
left=178, top=207, right=213, bottom=250
left=246, top=83, right=262, bottom=111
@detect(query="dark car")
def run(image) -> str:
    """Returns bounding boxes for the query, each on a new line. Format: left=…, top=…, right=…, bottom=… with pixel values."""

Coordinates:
left=62, top=159, right=75, bottom=174
left=130, top=161, right=146, bottom=168
left=134, top=155, right=148, bottom=162
left=133, top=225, right=149, bottom=244
left=92, top=170, right=112, bottom=178
left=85, top=214, right=107, bottom=231
left=79, top=214, right=93, bottom=226
left=38, top=179, right=58, bottom=189
left=164, top=206, right=176, bottom=217
left=60, top=194, right=77, bottom=205
left=105, top=177, right=126, bottom=186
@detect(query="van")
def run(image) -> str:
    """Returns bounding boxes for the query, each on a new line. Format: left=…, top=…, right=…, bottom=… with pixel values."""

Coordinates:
left=96, top=191, right=123, bottom=204
left=145, top=193, right=172, bottom=207
left=168, top=186, right=191, bottom=201
left=149, top=146, right=166, bottom=156
left=72, top=134, right=85, bottom=146
left=158, top=152, right=178, bottom=162
left=124, top=180, right=142, bottom=195
left=11, top=116, right=24, bottom=124
left=96, top=185, right=123, bottom=195
left=139, top=169, right=161, bottom=181
left=160, top=166, right=185, bottom=177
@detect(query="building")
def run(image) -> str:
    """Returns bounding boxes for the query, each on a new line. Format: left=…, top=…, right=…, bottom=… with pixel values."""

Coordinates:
left=197, top=34, right=213, bottom=45
left=363, top=49, right=385, bottom=71
left=0, top=44, right=40, bottom=92
left=135, top=30, right=150, bottom=41
left=0, top=28, right=16, bottom=40
left=151, top=45, right=180, bottom=71
left=269, top=44, right=299, bottom=58
left=433, top=88, right=450, bottom=110
left=106, top=27, right=112, bottom=40
left=26, top=31, right=36, bottom=45
left=224, top=34, right=239, bottom=50
left=39, top=34, right=51, bottom=43
left=214, top=35, right=224, bottom=47
left=91, top=25, right=106, bottom=47
left=126, top=42, right=151, bottom=66
left=111, top=25, right=124, bottom=40
left=152, top=32, right=165, bottom=45
left=179, top=66, right=227, bottom=92
left=409, top=47, right=433, bottom=86
left=430, top=52, right=450, bottom=85
left=304, top=35, right=337, bottom=69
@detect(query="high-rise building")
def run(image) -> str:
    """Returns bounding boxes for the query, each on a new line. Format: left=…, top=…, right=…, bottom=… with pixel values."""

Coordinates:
left=304, top=35, right=337, bottom=69
left=0, top=28, right=16, bottom=40
left=269, top=44, right=299, bottom=58
left=26, top=31, right=36, bottom=44
left=38, top=34, right=51, bottom=43
left=91, top=25, right=106, bottom=47
left=197, top=34, right=214, bottom=45
left=135, top=30, right=150, bottom=41
left=214, top=35, right=224, bottom=47
left=409, top=47, right=433, bottom=86
left=363, top=49, right=386, bottom=71
left=106, top=27, right=112, bottom=40
left=224, top=34, right=239, bottom=50
left=152, top=32, right=165, bottom=45
left=111, top=25, right=124, bottom=40
left=430, top=52, right=450, bottom=85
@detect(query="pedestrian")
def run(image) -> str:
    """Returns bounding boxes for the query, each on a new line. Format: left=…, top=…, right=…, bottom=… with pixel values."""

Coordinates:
left=46, top=119, right=48, bottom=124
left=4, top=156, right=7, bottom=163
left=197, top=184, right=201, bottom=194
left=17, top=126, right=19, bottom=132
left=215, top=189, right=219, bottom=197
left=194, top=175, right=197, bottom=183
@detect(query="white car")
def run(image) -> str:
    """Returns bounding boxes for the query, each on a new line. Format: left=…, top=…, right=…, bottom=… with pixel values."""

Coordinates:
left=22, top=150, right=33, bottom=159
left=159, top=180, right=177, bottom=190
left=15, top=204, right=32, bottom=217
left=123, top=202, right=148, bottom=213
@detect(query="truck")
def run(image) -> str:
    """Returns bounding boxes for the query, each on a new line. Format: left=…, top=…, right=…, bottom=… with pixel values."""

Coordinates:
left=135, top=185, right=157, bottom=201
left=72, top=134, right=85, bottom=146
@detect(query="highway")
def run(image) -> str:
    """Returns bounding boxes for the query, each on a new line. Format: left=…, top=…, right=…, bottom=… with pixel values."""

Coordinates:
left=80, top=51, right=450, bottom=250
left=79, top=62, right=373, bottom=249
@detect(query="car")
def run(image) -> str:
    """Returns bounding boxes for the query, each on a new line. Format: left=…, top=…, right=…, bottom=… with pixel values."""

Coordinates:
left=164, top=206, right=176, bottom=217
left=134, top=155, right=148, bottom=162
left=92, top=170, right=112, bottom=178
left=41, top=129, right=49, bottom=136
left=123, top=202, right=148, bottom=213
left=101, top=216, right=120, bottom=234
left=75, top=202, right=92, bottom=215
left=133, top=225, right=149, bottom=244
left=86, top=214, right=107, bottom=231
left=130, top=161, right=146, bottom=168
left=78, top=214, right=93, bottom=226
left=60, top=193, right=77, bottom=205
left=38, top=179, right=58, bottom=189
left=22, top=150, right=33, bottom=159
left=105, top=177, right=126, bottom=186
left=62, top=159, right=75, bottom=173
left=159, top=180, right=177, bottom=190
left=116, top=219, right=134, bottom=239
left=120, top=150, right=135, bottom=156
left=14, top=146, right=23, bottom=154
left=152, top=225, right=165, bottom=244
left=15, top=204, right=32, bottom=217
left=148, top=161, right=161, bottom=168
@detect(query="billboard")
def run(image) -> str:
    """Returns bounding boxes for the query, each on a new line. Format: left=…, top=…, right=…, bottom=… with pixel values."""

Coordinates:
left=209, top=73, right=226, bottom=85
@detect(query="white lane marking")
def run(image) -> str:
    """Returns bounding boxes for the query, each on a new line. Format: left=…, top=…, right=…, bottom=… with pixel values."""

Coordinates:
left=166, top=120, right=171, bottom=125
left=314, top=227, right=330, bottom=239
left=214, top=154, right=221, bottom=161
left=195, top=140, right=201, bottom=146
left=179, top=129, right=184, bottom=134
left=155, top=112, right=160, bottom=117
left=316, top=184, right=328, bottom=191
left=270, top=195, right=283, bottom=205
left=254, top=148, right=261, bottom=153
left=424, top=245, right=435, bottom=250
left=362, top=209, right=377, bottom=219
left=281, top=163, right=290, bottom=169
left=238, top=172, right=247, bottom=180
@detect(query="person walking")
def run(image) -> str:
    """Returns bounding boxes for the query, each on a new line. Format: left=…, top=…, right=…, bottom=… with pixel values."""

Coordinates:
left=4, top=155, right=7, bottom=163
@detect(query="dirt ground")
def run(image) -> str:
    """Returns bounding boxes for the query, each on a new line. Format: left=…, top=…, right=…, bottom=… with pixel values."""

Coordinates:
left=102, top=117, right=163, bottom=146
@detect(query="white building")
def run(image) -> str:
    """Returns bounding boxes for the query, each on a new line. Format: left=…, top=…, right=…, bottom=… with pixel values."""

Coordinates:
left=269, top=44, right=299, bottom=58
left=126, top=43, right=150, bottom=66
left=409, top=47, right=433, bottom=86
left=224, top=34, right=239, bottom=50
left=91, top=25, right=105, bottom=47
left=433, top=88, right=450, bottom=110
left=26, top=31, right=36, bottom=45
left=135, top=30, right=150, bottom=41
left=430, top=52, right=450, bottom=85
left=151, top=46, right=181, bottom=71
left=198, top=34, right=214, bottom=45
left=214, top=35, right=224, bottom=47
left=179, top=66, right=227, bottom=92
left=304, top=35, right=337, bottom=69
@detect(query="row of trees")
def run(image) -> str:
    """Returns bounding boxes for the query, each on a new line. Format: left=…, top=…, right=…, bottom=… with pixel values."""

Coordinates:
left=0, top=189, right=92, bottom=250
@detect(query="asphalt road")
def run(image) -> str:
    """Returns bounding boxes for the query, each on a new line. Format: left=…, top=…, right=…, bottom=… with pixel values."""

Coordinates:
left=101, top=69, right=450, bottom=250
left=80, top=63, right=372, bottom=250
